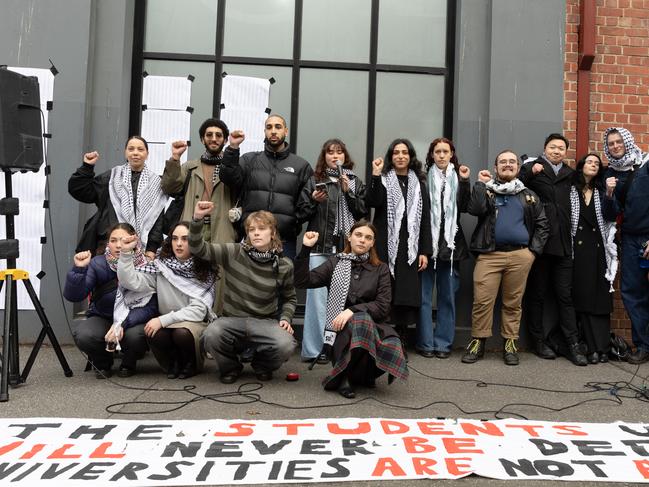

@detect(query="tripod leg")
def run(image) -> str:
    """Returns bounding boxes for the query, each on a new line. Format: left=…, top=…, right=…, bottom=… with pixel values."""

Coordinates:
left=21, top=279, right=73, bottom=381
left=0, top=276, right=13, bottom=401
left=8, top=279, right=20, bottom=385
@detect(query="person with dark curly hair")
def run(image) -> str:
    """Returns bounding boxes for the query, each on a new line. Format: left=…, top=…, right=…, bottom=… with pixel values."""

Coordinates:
left=117, top=222, right=216, bottom=379
left=366, top=138, right=432, bottom=356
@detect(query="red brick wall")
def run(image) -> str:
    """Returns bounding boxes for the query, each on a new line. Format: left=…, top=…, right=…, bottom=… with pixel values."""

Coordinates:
left=564, top=0, right=649, bottom=341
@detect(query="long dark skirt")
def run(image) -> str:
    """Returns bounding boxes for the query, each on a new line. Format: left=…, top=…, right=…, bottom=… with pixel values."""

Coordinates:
left=323, top=311, right=408, bottom=390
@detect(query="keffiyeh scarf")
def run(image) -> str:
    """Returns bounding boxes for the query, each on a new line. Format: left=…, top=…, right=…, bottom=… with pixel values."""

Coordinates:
left=200, top=151, right=223, bottom=186
left=108, top=164, right=168, bottom=249
left=569, top=186, right=618, bottom=292
left=603, top=127, right=649, bottom=172
left=485, top=178, right=526, bottom=195
left=241, top=241, right=281, bottom=265
left=428, top=163, right=458, bottom=267
left=324, top=167, right=357, bottom=237
left=138, top=253, right=216, bottom=310
left=382, top=170, right=422, bottom=276
left=323, top=252, right=369, bottom=346
left=105, top=245, right=153, bottom=345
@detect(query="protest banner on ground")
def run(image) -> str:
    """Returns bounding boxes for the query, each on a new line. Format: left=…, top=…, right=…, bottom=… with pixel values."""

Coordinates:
left=1, top=417, right=648, bottom=485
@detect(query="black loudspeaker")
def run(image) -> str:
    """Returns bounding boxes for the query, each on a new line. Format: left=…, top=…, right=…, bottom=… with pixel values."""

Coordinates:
left=0, top=68, right=44, bottom=172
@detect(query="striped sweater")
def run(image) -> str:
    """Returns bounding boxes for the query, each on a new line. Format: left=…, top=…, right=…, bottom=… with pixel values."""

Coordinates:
left=189, top=220, right=296, bottom=322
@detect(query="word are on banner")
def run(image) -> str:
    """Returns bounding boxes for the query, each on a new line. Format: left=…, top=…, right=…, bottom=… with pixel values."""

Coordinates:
left=0, top=417, right=649, bottom=485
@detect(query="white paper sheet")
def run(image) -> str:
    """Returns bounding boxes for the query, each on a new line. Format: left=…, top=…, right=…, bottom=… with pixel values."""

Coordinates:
left=142, top=75, right=192, bottom=110
left=220, top=75, right=271, bottom=153
left=0, top=67, right=54, bottom=309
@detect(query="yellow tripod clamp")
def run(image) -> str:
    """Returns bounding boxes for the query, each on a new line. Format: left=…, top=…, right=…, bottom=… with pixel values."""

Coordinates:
left=0, top=269, right=29, bottom=281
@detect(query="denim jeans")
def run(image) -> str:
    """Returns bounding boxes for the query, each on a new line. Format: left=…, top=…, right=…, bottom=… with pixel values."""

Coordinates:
left=620, top=234, right=649, bottom=352
left=301, top=254, right=329, bottom=359
left=417, top=259, right=459, bottom=352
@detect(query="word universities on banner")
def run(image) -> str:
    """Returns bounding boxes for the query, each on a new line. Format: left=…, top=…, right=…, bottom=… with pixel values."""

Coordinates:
left=0, top=418, right=649, bottom=485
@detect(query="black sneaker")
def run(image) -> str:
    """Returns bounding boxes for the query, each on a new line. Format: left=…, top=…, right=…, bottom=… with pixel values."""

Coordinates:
left=628, top=349, right=649, bottom=364
left=503, top=338, right=519, bottom=366
left=461, top=338, right=485, bottom=364
left=535, top=340, right=557, bottom=359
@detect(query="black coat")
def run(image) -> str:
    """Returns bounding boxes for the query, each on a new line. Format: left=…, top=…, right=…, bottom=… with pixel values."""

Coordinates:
left=219, top=144, right=313, bottom=241
left=519, top=158, right=573, bottom=257
left=365, top=174, right=432, bottom=307
left=296, top=175, right=368, bottom=253
left=467, top=181, right=549, bottom=256
left=68, top=163, right=164, bottom=254
left=294, top=246, right=392, bottom=323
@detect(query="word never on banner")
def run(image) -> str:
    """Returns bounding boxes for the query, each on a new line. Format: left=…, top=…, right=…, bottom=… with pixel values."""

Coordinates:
left=0, top=417, right=649, bottom=485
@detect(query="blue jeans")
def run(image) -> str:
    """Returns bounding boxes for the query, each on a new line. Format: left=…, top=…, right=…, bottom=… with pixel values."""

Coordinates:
left=301, top=254, right=329, bottom=359
left=282, top=240, right=297, bottom=260
left=620, top=234, right=649, bottom=352
left=417, top=260, right=459, bottom=352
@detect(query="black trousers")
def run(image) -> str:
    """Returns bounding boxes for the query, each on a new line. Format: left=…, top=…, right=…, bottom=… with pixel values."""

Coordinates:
left=72, top=316, right=147, bottom=369
left=524, top=254, right=579, bottom=344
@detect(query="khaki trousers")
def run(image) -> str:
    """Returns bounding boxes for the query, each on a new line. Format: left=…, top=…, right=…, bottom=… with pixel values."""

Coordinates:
left=471, top=248, right=535, bottom=339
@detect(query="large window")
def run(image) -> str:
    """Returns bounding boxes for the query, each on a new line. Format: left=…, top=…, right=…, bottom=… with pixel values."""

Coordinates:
left=131, top=0, right=455, bottom=177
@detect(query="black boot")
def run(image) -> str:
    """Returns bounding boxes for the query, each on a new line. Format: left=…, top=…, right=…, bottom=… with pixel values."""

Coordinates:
left=567, top=342, right=587, bottom=366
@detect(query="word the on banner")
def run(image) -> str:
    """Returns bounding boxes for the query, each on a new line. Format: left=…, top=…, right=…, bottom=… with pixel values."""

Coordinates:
left=0, top=418, right=648, bottom=485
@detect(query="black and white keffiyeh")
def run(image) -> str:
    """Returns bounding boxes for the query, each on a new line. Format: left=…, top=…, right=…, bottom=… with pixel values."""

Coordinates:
left=323, top=252, right=369, bottom=346
left=105, top=246, right=153, bottom=339
left=382, top=169, right=422, bottom=276
left=325, top=167, right=357, bottom=237
left=241, top=241, right=280, bottom=265
left=200, top=151, right=223, bottom=186
left=108, top=164, right=168, bottom=248
left=428, top=163, right=458, bottom=267
left=138, top=254, right=216, bottom=310
left=603, top=127, right=649, bottom=172
left=569, top=186, right=618, bottom=291
left=485, top=178, right=526, bottom=195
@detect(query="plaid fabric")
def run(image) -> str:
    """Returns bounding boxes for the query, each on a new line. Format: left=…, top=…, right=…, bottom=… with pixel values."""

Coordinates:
left=323, top=311, right=408, bottom=389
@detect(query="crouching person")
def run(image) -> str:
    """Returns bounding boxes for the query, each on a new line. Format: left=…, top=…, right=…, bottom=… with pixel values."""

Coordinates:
left=190, top=202, right=297, bottom=383
left=462, top=150, right=549, bottom=365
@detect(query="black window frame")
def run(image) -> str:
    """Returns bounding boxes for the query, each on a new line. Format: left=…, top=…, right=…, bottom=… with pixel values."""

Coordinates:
left=129, top=0, right=456, bottom=179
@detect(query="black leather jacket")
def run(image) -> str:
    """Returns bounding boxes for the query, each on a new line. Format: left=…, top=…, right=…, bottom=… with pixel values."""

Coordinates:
left=468, top=181, right=549, bottom=255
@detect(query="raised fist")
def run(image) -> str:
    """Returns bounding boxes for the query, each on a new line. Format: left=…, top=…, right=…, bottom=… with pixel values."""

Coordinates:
left=73, top=250, right=92, bottom=268
left=83, top=151, right=99, bottom=165
left=606, top=176, right=617, bottom=198
left=229, top=130, right=245, bottom=149
left=194, top=201, right=214, bottom=220
left=372, top=157, right=384, bottom=176
left=532, top=163, right=544, bottom=175
left=303, top=231, right=319, bottom=248
left=171, top=140, right=188, bottom=161
left=120, top=235, right=139, bottom=252
left=478, top=170, right=492, bottom=183
left=458, top=165, right=471, bottom=180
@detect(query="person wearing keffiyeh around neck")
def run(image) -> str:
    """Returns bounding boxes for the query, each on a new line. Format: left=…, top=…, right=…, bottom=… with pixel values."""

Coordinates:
left=63, top=223, right=156, bottom=379
left=461, top=150, right=548, bottom=366
left=161, top=119, right=237, bottom=316
left=295, top=221, right=408, bottom=399
left=601, top=127, right=649, bottom=364
left=190, top=203, right=297, bottom=384
left=117, top=222, right=216, bottom=380
left=519, top=133, right=588, bottom=367
left=569, top=153, right=617, bottom=365
left=68, top=136, right=167, bottom=260
left=295, top=138, right=368, bottom=364
left=365, top=138, right=432, bottom=358
left=417, top=137, right=471, bottom=360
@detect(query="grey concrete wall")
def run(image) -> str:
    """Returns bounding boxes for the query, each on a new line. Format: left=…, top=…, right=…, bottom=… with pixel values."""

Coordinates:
left=0, top=0, right=134, bottom=344
left=453, top=0, right=566, bottom=344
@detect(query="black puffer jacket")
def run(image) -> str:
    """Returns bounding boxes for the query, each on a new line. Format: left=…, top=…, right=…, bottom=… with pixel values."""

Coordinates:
left=296, top=175, right=368, bottom=253
left=220, top=144, right=313, bottom=241
left=468, top=181, right=549, bottom=255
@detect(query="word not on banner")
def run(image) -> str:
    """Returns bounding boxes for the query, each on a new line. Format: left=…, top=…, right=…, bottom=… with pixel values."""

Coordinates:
left=0, top=418, right=648, bottom=485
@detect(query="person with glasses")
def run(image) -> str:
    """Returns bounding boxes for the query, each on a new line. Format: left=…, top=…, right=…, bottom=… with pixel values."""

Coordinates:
left=462, top=150, right=548, bottom=365
left=162, top=118, right=237, bottom=314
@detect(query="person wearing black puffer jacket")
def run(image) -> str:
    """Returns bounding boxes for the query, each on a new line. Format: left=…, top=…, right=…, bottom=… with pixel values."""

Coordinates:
left=219, top=115, right=313, bottom=259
